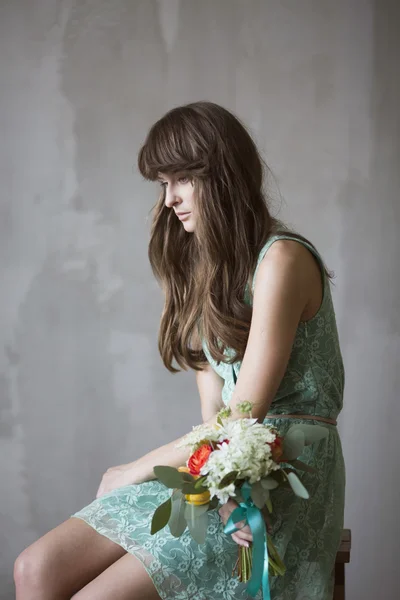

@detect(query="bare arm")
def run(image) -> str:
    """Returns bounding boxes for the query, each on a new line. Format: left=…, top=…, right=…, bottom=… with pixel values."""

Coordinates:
left=127, top=434, right=195, bottom=485
left=227, top=240, right=317, bottom=421
left=97, top=428, right=206, bottom=495
left=196, top=362, right=225, bottom=422
left=97, top=365, right=224, bottom=494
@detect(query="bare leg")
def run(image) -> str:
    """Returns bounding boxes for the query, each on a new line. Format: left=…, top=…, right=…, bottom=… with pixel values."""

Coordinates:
left=72, top=553, right=162, bottom=600
left=14, top=517, right=126, bottom=600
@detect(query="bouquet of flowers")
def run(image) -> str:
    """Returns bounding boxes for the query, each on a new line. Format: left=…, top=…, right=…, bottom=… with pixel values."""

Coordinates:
left=150, top=401, right=328, bottom=599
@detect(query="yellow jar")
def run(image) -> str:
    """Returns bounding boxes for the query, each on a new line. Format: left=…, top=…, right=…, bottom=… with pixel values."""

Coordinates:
left=184, top=490, right=211, bottom=506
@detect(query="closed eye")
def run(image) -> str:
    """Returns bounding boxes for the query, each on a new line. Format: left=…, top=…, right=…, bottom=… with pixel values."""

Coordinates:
left=157, top=175, right=191, bottom=187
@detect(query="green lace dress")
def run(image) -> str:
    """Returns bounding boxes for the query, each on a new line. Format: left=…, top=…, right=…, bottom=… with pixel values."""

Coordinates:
left=72, top=234, right=346, bottom=600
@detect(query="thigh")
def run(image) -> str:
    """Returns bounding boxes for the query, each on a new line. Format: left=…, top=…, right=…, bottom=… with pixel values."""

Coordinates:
left=72, top=553, right=161, bottom=600
left=15, top=516, right=126, bottom=598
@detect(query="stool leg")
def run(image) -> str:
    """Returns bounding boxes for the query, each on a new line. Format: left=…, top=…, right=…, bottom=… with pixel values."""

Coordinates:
left=333, top=562, right=345, bottom=600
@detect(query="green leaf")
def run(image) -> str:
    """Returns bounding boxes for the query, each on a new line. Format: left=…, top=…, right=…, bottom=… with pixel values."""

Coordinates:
left=184, top=502, right=210, bottom=520
left=282, top=429, right=305, bottom=460
left=207, top=496, right=219, bottom=511
left=287, top=424, right=328, bottom=446
left=269, top=470, right=286, bottom=485
left=251, top=481, right=270, bottom=509
left=186, top=510, right=209, bottom=544
left=271, top=469, right=292, bottom=490
left=260, top=477, right=279, bottom=490
left=267, top=537, right=286, bottom=576
left=218, top=471, right=238, bottom=488
left=194, top=475, right=208, bottom=489
left=168, top=490, right=187, bottom=537
left=181, top=482, right=208, bottom=495
left=266, top=496, right=273, bottom=513
left=172, top=488, right=183, bottom=499
left=150, top=497, right=172, bottom=534
left=262, top=488, right=270, bottom=505
left=153, top=466, right=184, bottom=489
left=287, top=472, right=310, bottom=499
left=287, top=459, right=317, bottom=474
left=181, top=472, right=196, bottom=483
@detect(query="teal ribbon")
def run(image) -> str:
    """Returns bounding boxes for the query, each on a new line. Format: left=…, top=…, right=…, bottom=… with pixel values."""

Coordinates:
left=223, top=482, right=270, bottom=600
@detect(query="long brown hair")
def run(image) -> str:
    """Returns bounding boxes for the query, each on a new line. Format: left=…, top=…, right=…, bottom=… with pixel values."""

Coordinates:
left=138, top=101, right=328, bottom=373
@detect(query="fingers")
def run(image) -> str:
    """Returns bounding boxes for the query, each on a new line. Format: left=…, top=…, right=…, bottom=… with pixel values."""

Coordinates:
left=232, top=532, right=252, bottom=547
left=218, top=507, right=253, bottom=546
left=234, top=528, right=253, bottom=541
left=230, top=522, right=253, bottom=547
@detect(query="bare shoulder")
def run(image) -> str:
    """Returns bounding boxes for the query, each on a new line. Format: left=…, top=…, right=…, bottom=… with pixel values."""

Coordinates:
left=256, top=238, right=323, bottom=321
left=262, top=238, right=317, bottom=269
left=256, top=238, right=318, bottom=288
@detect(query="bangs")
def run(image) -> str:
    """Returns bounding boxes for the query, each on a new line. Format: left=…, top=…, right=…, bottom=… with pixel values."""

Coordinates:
left=138, top=110, right=206, bottom=181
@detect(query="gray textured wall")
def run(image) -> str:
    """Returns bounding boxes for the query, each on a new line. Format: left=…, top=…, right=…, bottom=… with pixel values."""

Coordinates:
left=1, top=1, right=398, bottom=599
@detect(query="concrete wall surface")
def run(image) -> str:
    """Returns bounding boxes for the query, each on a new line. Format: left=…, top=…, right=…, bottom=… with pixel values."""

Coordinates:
left=1, top=1, right=399, bottom=598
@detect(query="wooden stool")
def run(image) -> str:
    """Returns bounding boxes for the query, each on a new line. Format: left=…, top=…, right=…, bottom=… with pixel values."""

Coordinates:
left=333, top=529, right=351, bottom=600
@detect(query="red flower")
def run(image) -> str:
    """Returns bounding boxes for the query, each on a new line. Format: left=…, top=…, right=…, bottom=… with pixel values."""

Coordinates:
left=188, top=443, right=213, bottom=475
left=269, top=436, right=284, bottom=462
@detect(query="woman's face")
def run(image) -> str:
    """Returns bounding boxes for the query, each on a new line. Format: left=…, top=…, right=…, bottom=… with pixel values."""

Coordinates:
left=158, top=172, right=196, bottom=233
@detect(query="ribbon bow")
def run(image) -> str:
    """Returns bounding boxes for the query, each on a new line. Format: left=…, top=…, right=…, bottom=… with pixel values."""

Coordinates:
left=223, top=482, right=270, bottom=599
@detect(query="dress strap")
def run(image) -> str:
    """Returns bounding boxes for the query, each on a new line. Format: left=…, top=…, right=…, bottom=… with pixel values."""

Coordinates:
left=265, top=413, right=337, bottom=426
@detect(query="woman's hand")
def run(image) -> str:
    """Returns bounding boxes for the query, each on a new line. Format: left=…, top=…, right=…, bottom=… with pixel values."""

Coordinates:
left=218, top=498, right=253, bottom=547
left=218, top=497, right=273, bottom=547
left=96, top=462, right=137, bottom=498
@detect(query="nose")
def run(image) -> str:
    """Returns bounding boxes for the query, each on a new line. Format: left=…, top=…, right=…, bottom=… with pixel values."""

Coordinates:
left=164, top=186, right=181, bottom=209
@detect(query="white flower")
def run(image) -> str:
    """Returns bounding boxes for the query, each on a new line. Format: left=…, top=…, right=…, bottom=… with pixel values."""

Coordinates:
left=210, top=482, right=236, bottom=504
left=198, top=420, right=280, bottom=502
left=175, top=418, right=281, bottom=504
left=174, top=423, right=221, bottom=449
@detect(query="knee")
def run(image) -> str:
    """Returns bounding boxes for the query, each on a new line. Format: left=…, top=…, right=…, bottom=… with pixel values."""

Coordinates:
left=14, top=544, right=47, bottom=594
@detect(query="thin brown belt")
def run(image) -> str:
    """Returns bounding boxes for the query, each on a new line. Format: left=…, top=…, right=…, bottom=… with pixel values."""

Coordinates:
left=266, top=413, right=337, bottom=426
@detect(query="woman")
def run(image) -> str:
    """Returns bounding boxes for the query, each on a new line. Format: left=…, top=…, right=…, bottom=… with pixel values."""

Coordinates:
left=14, top=102, right=345, bottom=600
